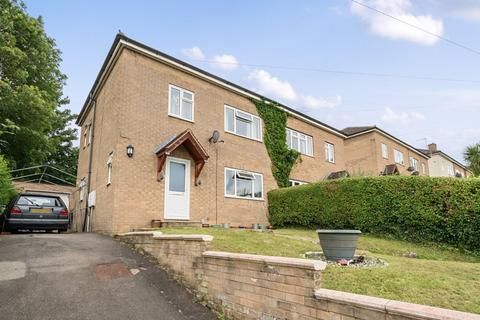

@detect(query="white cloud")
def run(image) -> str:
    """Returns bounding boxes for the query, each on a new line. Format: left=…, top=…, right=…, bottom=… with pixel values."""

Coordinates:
left=247, top=69, right=343, bottom=111
left=212, top=54, right=239, bottom=70
left=351, top=0, right=443, bottom=45
left=181, top=46, right=205, bottom=60
left=247, top=69, right=297, bottom=101
left=300, top=95, right=342, bottom=109
left=381, top=106, right=425, bottom=124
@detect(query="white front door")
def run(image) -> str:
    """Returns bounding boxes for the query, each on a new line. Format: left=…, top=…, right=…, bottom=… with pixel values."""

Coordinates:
left=164, top=157, right=190, bottom=220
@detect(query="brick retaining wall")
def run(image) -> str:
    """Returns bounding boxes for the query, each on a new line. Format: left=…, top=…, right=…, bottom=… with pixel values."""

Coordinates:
left=117, top=232, right=480, bottom=320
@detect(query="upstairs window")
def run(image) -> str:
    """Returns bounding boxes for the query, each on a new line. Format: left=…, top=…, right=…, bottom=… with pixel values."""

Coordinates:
left=224, top=105, right=262, bottom=141
left=87, top=124, right=92, bottom=145
left=381, top=143, right=388, bottom=159
left=107, top=152, right=113, bottom=185
left=286, top=128, right=313, bottom=156
left=409, top=157, right=419, bottom=171
left=168, top=84, right=194, bottom=122
left=447, top=164, right=454, bottom=176
left=225, top=168, right=263, bottom=200
left=394, top=149, right=404, bottom=165
left=324, top=142, right=335, bottom=163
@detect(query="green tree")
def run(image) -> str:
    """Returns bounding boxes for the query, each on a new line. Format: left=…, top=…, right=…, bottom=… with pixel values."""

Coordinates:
left=464, top=143, right=480, bottom=176
left=0, top=0, right=77, bottom=174
left=0, top=155, right=16, bottom=206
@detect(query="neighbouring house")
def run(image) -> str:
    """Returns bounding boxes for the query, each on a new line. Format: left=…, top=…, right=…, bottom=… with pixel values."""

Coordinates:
left=342, top=126, right=430, bottom=177
left=75, top=34, right=348, bottom=233
left=418, top=143, right=471, bottom=178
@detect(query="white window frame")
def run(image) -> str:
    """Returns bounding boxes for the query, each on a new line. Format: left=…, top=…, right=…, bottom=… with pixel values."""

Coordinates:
left=168, top=84, right=195, bottom=122
left=409, top=157, right=419, bottom=172
left=224, top=167, right=263, bottom=200
left=224, top=105, right=262, bottom=142
left=381, top=143, right=388, bottom=159
left=286, top=128, right=313, bottom=156
left=83, top=125, right=88, bottom=148
left=288, top=179, right=308, bottom=187
left=107, top=152, right=113, bottom=185
left=324, top=142, right=335, bottom=163
left=394, top=149, right=404, bottom=165
left=79, top=178, right=86, bottom=202
left=447, top=164, right=454, bottom=176
left=87, top=124, right=92, bottom=145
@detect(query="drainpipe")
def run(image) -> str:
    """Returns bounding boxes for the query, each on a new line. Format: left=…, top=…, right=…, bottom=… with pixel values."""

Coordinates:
left=83, top=94, right=97, bottom=232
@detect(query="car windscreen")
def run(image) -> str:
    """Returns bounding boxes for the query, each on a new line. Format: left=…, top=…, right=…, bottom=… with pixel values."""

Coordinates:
left=17, top=196, right=61, bottom=207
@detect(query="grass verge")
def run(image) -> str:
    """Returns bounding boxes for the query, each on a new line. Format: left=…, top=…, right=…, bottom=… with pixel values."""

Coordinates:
left=161, top=227, right=480, bottom=314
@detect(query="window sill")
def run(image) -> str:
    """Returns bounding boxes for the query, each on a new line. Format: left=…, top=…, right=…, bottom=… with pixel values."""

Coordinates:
left=224, top=130, right=263, bottom=143
left=224, top=194, right=264, bottom=201
left=168, top=113, right=194, bottom=123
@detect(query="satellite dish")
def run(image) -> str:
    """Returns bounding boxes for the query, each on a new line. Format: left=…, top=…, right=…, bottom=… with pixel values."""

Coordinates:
left=209, top=130, right=220, bottom=143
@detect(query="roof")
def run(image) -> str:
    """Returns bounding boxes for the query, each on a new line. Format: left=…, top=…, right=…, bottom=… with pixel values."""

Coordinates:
left=342, top=126, right=429, bottom=159
left=341, top=126, right=376, bottom=135
left=417, top=148, right=469, bottom=171
left=76, top=33, right=345, bottom=138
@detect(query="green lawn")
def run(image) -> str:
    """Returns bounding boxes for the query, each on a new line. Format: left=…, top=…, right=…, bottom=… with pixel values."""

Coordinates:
left=160, top=227, right=480, bottom=314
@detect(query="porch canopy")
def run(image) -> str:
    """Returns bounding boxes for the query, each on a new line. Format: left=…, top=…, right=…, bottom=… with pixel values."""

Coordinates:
left=154, top=129, right=209, bottom=185
left=382, top=164, right=400, bottom=176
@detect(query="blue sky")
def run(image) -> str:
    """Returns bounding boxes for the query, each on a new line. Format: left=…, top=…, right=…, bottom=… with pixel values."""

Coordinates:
left=25, top=0, right=480, bottom=162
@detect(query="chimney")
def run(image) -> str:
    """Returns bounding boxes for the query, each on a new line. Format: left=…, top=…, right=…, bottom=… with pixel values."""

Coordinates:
left=428, top=143, right=437, bottom=153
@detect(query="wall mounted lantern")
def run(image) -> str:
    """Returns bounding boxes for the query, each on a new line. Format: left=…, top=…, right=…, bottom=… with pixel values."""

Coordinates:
left=126, top=144, right=134, bottom=158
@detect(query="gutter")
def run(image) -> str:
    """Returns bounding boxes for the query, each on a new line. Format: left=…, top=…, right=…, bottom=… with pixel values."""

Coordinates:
left=83, top=95, right=97, bottom=232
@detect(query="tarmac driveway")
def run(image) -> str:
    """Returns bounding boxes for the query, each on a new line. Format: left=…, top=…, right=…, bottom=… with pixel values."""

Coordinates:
left=0, top=233, right=216, bottom=320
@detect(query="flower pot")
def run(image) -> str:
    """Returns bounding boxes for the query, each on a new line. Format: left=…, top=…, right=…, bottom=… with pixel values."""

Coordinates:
left=316, top=230, right=361, bottom=260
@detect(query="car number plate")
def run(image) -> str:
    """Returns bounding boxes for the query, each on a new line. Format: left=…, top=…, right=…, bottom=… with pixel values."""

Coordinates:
left=30, top=208, right=52, bottom=214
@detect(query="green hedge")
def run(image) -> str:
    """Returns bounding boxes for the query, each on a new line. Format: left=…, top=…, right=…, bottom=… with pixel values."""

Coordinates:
left=0, top=155, right=16, bottom=206
left=268, top=176, right=480, bottom=251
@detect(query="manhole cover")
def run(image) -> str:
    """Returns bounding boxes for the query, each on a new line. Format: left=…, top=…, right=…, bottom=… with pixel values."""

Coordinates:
left=93, top=261, right=132, bottom=281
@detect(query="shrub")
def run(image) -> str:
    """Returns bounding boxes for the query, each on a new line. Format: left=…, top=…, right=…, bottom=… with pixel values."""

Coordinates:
left=0, top=155, right=16, bottom=206
left=268, top=176, right=480, bottom=251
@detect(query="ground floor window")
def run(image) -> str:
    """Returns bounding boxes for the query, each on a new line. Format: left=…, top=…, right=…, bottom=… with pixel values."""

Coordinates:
left=225, top=168, right=263, bottom=200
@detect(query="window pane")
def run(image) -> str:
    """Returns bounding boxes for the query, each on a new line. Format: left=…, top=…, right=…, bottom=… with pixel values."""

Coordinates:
left=306, top=136, right=313, bottom=155
left=170, top=87, right=181, bottom=115
left=169, top=162, right=186, bottom=192
left=225, top=169, right=235, bottom=195
left=252, top=117, right=260, bottom=139
left=299, top=139, right=306, bottom=154
left=236, top=118, right=251, bottom=137
left=236, top=110, right=252, bottom=121
left=225, top=108, right=235, bottom=132
left=181, top=100, right=193, bottom=120
left=253, top=174, right=262, bottom=198
left=286, top=129, right=291, bottom=148
left=236, top=178, right=252, bottom=198
left=292, top=136, right=299, bottom=150
left=182, top=91, right=193, bottom=101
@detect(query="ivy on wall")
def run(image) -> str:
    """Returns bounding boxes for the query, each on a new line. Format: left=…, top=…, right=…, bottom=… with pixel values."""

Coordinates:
left=252, top=99, right=299, bottom=188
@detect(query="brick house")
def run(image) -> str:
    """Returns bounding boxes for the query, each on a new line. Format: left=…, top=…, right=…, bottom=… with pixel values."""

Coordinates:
left=342, top=126, right=430, bottom=176
left=418, top=143, right=471, bottom=178
left=75, top=34, right=349, bottom=233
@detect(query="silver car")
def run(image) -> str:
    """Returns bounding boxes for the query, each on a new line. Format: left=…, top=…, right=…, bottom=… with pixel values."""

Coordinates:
left=3, top=193, right=69, bottom=233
